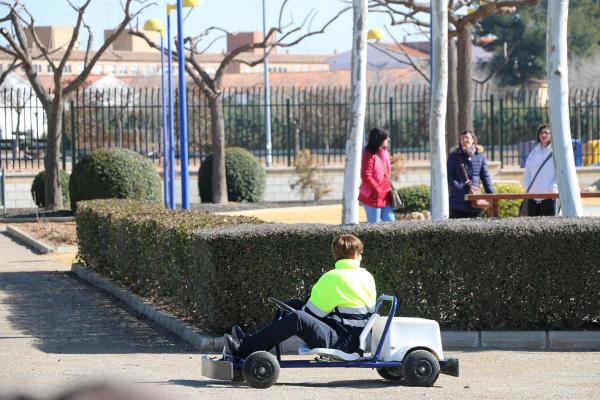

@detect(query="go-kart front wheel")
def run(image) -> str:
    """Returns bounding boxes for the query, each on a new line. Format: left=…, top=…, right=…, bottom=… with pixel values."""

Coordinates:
left=402, top=350, right=440, bottom=387
left=376, top=367, right=403, bottom=381
left=243, top=351, right=280, bottom=389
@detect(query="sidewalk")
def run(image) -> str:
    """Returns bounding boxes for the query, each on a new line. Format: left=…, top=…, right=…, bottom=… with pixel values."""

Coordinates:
left=0, top=229, right=198, bottom=398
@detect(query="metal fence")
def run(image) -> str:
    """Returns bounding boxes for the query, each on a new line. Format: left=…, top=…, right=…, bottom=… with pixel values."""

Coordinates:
left=1, top=85, right=600, bottom=170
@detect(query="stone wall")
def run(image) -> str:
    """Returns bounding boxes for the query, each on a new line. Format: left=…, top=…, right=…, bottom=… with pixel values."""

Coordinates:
left=2, top=162, right=599, bottom=209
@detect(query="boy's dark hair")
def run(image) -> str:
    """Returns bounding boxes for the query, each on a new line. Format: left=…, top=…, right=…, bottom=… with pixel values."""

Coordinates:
left=365, top=127, right=389, bottom=154
left=331, top=234, right=364, bottom=261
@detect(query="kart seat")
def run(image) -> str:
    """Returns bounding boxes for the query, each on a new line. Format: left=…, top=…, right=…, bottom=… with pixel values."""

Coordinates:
left=298, top=307, right=381, bottom=361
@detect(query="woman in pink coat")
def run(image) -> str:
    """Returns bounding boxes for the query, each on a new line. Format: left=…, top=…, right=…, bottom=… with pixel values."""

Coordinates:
left=358, top=128, right=395, bottom=223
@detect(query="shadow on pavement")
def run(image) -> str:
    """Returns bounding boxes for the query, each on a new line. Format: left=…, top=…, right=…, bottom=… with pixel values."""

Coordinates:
left=162, top=379, right=247, bottom=389
left=0, top=270, right=192, bottom=354
left=275, top=379, right=411, bottom=389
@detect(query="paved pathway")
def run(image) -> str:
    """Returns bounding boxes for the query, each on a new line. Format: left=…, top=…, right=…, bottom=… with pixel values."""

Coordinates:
left=1, top=228, right=599, bottom=400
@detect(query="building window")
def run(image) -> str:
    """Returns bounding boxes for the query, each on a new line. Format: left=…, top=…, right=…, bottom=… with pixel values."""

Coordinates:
left=64, top=64, right=72, bottom=73
left=92, top=65, right=102, bottom=74
left=119, top=65, right=128, bottom=75
left=47, top=64, right=52, bottom=73
left=34, top=64, right=42, bottom=73
left=105, top=64, right=116, bottom=74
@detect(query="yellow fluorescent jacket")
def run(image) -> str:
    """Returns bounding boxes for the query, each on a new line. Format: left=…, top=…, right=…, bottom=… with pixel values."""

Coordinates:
left=304, top=258, right=376, bottom=328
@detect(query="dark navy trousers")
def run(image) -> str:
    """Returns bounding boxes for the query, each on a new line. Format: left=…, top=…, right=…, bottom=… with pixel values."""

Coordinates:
left=237, top=299, right=357, bottom=358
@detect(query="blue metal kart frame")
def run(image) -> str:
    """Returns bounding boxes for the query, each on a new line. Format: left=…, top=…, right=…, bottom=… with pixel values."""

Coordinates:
left=226, top=295, right=454, bottom=371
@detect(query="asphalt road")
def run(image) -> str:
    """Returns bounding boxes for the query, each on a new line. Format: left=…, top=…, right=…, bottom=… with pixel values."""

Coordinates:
left=1, top=230, right=599, bottom=400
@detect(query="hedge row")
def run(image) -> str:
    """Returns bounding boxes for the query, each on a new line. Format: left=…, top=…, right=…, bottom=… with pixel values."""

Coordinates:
left=77, top=200, right=600, bottom=334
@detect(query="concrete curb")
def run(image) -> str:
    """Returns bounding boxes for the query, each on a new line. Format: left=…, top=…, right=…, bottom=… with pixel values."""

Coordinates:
left=71, top=264, right=600, bottom=353
left=0, top=216, right=75, bottom=223
left=5, top=225, right=78, bottom=254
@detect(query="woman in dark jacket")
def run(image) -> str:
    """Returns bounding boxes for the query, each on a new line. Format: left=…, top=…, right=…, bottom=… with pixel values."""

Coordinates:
left=447, top=130, right=495, bottom=218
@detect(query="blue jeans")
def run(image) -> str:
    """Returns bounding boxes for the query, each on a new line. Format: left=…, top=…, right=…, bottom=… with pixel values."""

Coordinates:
left=363, top=204, right=395, bottom=223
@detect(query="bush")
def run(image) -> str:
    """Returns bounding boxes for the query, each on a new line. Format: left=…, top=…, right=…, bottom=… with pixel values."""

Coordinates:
left=77, top=202, right=600, bottom=334
left=69, top=148, right=162, bottom=210
left=198, top=147, right=266, bottom=203
left=397, top=183, right=524, bottom=217
left=76, top=199, right=262, bottom=325
left=398, top=185, right=430, bottom=213
left=485, top=182, right=525, bottom=218
left=31, top=170, right=70, bottom=208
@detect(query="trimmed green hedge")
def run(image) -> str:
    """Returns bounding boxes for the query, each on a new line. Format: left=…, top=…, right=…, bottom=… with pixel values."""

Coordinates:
left=77, top=201, right=600, bottom=334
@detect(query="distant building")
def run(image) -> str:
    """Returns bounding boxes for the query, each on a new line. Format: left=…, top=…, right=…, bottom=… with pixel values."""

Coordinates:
left=0, top=26, right=330, bottom=86
left=329, top=42, right=429, bottom=71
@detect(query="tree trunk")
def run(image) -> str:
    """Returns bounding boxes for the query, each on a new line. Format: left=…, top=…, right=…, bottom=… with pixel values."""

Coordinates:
left=342, top=0, right=368, bottom=224
left=446, top=36, right=459, bottom=150
left=547, top=0, right=583, bottom=216
left=430, top=0, right=449, bottom=220
left=457, top=23, right=473, bottom=134
left=44, top=98, right=64, bottom=209
left=208, top=95, right=228, bottom=203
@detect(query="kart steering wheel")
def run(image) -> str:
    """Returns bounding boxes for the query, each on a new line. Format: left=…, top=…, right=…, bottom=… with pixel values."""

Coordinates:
left=268, top=297, right=296, bottom=313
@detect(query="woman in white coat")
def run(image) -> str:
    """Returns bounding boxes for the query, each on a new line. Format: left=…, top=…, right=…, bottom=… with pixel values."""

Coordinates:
left=523, top=124, right=557, bottom=216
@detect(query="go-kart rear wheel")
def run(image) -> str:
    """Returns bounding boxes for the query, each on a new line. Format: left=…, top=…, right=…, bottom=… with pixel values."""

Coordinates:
left=243, top=351, right=280, bottom=389
left=402, top=350, right=440, bottom=387
left=376, top=367, right=403, bottom=380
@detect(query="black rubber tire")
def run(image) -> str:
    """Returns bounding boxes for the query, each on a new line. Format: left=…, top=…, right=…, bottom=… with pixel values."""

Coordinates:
left=243, top=351, right=280, bottom=389
left=402, top=350, right=440, bottom=387
left=376, top=367, right=403, bottom=380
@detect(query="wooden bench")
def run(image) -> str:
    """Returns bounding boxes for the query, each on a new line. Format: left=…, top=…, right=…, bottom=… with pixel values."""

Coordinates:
left=464, top=192, right=600, bottom=217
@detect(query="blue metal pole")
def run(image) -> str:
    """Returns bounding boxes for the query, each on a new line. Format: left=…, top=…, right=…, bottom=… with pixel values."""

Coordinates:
left=167, top=14, right=176, bottom=209
left=160, top=35, right=169, bottom=208
left=262, top=0, right=272, bottom=167
left=176, top=0, right=190, bottom=209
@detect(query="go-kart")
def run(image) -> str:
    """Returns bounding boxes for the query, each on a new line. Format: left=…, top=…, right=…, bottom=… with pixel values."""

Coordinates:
left=201, top=295, right=459, bottom=388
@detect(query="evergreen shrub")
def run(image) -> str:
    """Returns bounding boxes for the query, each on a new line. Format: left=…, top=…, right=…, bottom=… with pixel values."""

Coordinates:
left=69, top=148, right=162, bottom=210
left=31, top=170, right=70, bottom=208
left=198, top=147, right=265, bottom=203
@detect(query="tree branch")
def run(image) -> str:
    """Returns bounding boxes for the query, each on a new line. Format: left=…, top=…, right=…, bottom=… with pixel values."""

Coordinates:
left=57, top=0, right=92, bottom=74
left=64, top=0, right=154, bottom=94
left=472, top=40, right=520, bottom=85
left=0, top=58, right=21, bottom=85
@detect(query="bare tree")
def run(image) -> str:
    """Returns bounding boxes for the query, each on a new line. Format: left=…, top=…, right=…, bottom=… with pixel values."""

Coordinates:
left=0, top=0, right=150, bottom=209
left=370, top=0, right=539, bottom=144
left=132, top=1, right=349, bottom=204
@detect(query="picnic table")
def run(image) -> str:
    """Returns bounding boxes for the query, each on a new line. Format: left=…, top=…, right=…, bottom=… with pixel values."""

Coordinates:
left=464, top=192, right=600, bottom=217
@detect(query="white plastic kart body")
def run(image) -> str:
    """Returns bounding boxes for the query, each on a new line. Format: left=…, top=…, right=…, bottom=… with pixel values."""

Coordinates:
left=371, top=315, right=444, bottom=361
